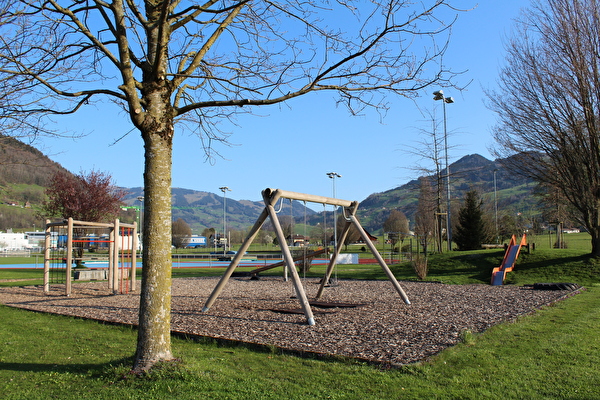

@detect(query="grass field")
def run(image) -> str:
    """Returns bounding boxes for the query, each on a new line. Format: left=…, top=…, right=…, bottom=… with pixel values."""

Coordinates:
left=1, top=285, right=598, bottom=399
left=1, top=240, right=599, bottom=399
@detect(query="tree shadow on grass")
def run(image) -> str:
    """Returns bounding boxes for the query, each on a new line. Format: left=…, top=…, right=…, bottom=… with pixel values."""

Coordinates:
left=458, top=252, right=599, bottom=283
left=512, top=253, right=594, bottom=271
left=389, top=250, right=506, bottom=283
left=0, top=356, right=134, bottom=378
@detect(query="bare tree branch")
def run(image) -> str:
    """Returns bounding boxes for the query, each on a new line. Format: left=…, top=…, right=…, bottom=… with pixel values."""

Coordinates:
left=489, top=0, right=600, bottom=255
left=0, top=0, right=467, bottom=372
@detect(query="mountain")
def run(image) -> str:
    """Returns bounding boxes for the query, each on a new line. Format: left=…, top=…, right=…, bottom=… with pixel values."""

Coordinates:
left=123, top=187, right=318, bottom=233
left=0, top=135, right=70, bottom=187
left=124, top=154, right=539, bottom=234
left=0, top=135, right=539, bottom=236
left=351, top=154, right=538, bottom=232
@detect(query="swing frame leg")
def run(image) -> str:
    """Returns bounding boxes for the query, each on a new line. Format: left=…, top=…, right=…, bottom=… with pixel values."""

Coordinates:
left=202, top=208, right=269, bottom=312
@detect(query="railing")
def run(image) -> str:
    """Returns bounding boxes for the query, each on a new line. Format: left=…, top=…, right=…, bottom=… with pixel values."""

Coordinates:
left=0, top=250, right=31, bottom=257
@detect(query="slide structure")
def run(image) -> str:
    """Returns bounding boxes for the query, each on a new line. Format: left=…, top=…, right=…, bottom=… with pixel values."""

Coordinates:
left=491, top=234, right=527, bottom=286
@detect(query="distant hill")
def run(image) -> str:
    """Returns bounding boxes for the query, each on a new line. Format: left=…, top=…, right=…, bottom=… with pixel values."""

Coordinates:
left=351, top=154, right=538, bottom=232
left=0, top=135, right=69, bottom=187
left=0, top=136, right=540, bottom=236
left=123, top=187, right=318, bottom=233
left=0, top=135, right=71, bottom=230
left=125, top=154, right=539, bottom=235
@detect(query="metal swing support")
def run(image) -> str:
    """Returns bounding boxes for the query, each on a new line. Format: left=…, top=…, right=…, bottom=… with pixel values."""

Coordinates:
left=201, top=188, right=410, bottom=326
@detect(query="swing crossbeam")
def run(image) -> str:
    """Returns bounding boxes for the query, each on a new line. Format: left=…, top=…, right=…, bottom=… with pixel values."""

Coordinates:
left=201, top=188, right=410, bottom=326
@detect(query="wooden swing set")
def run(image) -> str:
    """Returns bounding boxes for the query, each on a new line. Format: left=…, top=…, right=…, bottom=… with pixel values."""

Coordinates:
left=202, top=188, right=411, bottom=326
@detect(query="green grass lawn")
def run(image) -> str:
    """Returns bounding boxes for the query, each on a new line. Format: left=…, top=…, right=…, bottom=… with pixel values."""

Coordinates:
left=1, top=244, right=600, bottom=399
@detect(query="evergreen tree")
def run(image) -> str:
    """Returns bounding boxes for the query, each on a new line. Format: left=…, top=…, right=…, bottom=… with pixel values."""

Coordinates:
left=454, top=190, right=490, bottom=250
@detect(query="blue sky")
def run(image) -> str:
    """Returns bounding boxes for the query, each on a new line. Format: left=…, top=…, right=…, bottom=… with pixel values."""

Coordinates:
left=33, top=2, right=525, bottom=208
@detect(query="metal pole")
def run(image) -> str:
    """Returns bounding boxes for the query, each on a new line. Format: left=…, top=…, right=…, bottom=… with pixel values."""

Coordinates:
left=433, top=108, right=443, bottom=253
left=443, top=99, right=452, bottom=251
left=219, top=186, right=230, bottom=254
left=326, top=173, right=341, bottom=279
left=494, top=169, right=499, bottom=243
left=434, top=90, right=454, bottom=251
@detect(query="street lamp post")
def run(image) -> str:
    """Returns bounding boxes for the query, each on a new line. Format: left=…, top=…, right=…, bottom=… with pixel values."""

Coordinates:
left=326, top=172, right=341, bottom=279
left=219, top=186, right=231, bottom=254
left=433, top=90, right=454, bottom=251
left=433, top=108, right=443, bottom=253
left=494, top=169, right=499, bottom=244
left=137, top=196, right=144, bottom=248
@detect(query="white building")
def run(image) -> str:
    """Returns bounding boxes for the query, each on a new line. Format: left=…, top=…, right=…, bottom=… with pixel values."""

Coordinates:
left=0, top=231, right=30, bottom=250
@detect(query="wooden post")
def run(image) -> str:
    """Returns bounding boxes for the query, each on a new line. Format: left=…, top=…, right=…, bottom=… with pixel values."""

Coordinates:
left=203, top=208, right=269, bottom=312
left=108, top=226, right=114, bottom=291
left=112, top=219, right=120, bottom=294
left=349, top=213, right=410, bottom=305
left=131, top=221, right=138, bottom=292
left=263, top=190, right=315, bottom=325
left=43, top=219, right=51, bottom=294
left=66, top=217, right=73, bottom=296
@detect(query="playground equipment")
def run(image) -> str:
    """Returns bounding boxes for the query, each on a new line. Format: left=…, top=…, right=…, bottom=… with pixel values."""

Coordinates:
left=44, top=217, right=138, bottom=296
left=491, top=234, right=527, bottom=286
left=202, top=188, right=411, bottom=326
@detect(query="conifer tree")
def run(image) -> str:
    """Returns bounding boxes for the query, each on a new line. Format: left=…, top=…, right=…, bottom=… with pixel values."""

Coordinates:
left=454, top=190, right=490, bottom=250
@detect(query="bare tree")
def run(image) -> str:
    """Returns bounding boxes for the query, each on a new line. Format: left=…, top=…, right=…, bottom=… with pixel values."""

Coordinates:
left=383, top=209, right=410, bottom=251
left=489, top=0, right=600, bottom=255
left=414, top=177, right=436, bottom=253
left=171, top=218, right=192, bottom=249
left=412, top=177, right=436, bottom=279
left=536, top=182, right=573, bottom=248
left=405, top=111, right=447, bottom=252
left=0, top=0, right=461, bottom=371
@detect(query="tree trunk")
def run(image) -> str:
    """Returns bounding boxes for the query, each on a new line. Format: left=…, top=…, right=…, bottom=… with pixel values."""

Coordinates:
left=591, top=227, right=600, bottom=257
left=133, top=124, right=175, bottom=372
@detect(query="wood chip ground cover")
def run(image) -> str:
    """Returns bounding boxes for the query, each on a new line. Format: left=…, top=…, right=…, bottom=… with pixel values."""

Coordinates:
left=0, top=277, right=578, bottom=366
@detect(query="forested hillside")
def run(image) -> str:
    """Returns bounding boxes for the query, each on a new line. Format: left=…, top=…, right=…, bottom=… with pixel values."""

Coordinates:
left=0, top=136, right=70, bottom=230
left=307, top=154, right=539, bottom=233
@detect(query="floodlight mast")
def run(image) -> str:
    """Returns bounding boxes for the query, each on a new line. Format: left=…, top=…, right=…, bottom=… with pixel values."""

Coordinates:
left=433, top=90, right=454, bottom=251
left=219, top=186, right=231, bottom=253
